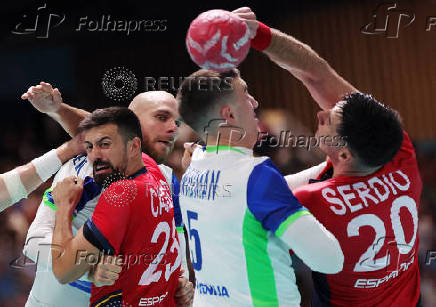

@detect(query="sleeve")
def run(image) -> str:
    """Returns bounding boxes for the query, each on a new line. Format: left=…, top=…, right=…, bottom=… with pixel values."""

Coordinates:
left=284, top=161, right=327, bottom=191
left=246, top=159, right=311, bottom=237
left=83, top=180, right=133, bottom=255
left=22, top=195, right=55, bottom=270
left=172, top=174, right=184, bottom=231
left=281, top=214, right=344, bottom=274
left=23, top=159, right=80, bottom=270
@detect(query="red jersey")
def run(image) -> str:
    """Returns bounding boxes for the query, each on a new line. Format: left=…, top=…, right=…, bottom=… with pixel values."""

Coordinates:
left=293, top=131, right=422, bottom=307
left=83, top=153, right=181, bottom=306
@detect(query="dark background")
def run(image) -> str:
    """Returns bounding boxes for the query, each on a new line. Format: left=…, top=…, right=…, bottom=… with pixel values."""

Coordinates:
left=0, top=0, right=435, bottom=306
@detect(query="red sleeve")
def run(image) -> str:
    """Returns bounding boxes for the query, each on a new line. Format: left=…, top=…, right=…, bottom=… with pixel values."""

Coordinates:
left=84, top=180, right=137, bottom=254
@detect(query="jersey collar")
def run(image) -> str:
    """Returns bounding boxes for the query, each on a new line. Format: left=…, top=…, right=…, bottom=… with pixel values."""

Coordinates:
left=204, top=145, right=252, bottom=156
left=128, top=166, right=148, bottom=179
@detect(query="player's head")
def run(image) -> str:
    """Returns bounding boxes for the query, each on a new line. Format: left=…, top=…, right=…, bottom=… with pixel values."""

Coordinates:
left=128, top=91, right=180, bottom=164
left=177, top=68, right=259, bottom=148
left=78, top=107, right=143, bottom=185
left=316, top=92, right=403, bottom=170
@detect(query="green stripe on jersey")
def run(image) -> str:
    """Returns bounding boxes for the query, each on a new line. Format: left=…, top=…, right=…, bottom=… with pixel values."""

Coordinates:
left=205, top=145, right=246, bottom=155
left=176, top=226, right=185, bottom=233
left=275, top=210, right=311, bottom=238
left=243, top=210, right=279, bottom=306
left=43, top=188, right=57, bottom=211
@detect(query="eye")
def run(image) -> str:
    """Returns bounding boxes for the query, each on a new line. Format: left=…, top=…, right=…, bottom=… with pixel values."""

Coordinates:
left=175, top=120, right=182, bottom=127
left=156, top=114, right=168, bottom=122
left=85, top=145, right=92, bottom=152
left=101, top=142, right=111, bottom=148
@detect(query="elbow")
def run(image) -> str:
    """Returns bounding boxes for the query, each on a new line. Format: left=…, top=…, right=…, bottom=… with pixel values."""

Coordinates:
left=325, top=248, right=344, bottom=274
left=315, top=241, right=344, bottom=274
left=52, top=264, right=72, bottom=284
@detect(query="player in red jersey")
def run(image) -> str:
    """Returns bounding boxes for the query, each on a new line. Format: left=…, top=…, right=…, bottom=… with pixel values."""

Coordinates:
left=51, top=107, right=181, bottom=306
left=234, top=7, right=423, bottom=306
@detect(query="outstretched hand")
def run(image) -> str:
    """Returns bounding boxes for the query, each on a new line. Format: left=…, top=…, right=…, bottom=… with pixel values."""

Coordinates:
left=21, top=81, right=63, bottom=114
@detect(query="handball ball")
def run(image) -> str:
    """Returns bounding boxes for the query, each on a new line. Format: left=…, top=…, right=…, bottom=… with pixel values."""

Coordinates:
left=186, top=9, right=250, bottom=72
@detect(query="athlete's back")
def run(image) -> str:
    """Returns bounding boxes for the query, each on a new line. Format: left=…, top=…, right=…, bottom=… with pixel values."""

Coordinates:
left=179, top=146, right=311, bottom=306
left=84, top=154, right=181, bottom=306
left=294, top=132, right=422, bottom=306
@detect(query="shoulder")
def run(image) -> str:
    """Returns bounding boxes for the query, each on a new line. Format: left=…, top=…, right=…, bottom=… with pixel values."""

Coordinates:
left=248, top=158, right=283, bottom=183
left=158, top=164, right=174, bottom=184
left=293, top=180, right=333, bottom=203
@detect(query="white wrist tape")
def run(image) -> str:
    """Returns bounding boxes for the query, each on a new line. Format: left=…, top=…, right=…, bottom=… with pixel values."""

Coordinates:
left=31, top=149, right=62, bottom=182
left=1, top=169, right=28, bottom=204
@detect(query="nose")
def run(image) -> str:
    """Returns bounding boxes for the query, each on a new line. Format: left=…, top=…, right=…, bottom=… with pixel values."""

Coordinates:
left=89, top=146, right=103, bottom=162
left=249, top=94, right=259, bottom=109
left=167, top=119, right=178, bottom=134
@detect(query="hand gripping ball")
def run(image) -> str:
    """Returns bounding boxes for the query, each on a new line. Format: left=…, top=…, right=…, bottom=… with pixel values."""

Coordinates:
left=186, top=9, right=251, bottom=72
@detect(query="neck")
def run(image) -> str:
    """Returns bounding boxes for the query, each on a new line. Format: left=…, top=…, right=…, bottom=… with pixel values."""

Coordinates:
left=205, top=134, right=253, bottom=150
left=332, top=163, right=382, bottom=178
left=125, top=156, right=145, bottom=177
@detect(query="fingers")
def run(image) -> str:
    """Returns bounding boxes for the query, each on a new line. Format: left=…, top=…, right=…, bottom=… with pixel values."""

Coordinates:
left=232, top=7, right=253, bottom=13
left=175, top=276, right=194, bottom=306
left=183, top=142, right=201, bottom=154
left=100, top=255, right=123, bottom=273
left=235, top=12, right=256, bottom=20
left=39, top=81, right=53, bottom=92
left=92, top=255, right=123, bottom=287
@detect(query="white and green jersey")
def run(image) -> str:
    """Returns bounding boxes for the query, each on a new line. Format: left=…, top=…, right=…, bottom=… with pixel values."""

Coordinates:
left=179, top=146, right=311, bottom=307
left=24, top=154, right=98, bottom=307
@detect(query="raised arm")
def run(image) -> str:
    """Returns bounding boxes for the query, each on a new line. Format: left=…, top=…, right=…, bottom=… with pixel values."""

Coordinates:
left=21, top=82, right=90, bottom=136
left=233, top=7, right=358, bottom=110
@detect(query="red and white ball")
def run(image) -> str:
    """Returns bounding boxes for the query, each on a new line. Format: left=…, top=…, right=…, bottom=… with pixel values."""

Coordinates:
left=186, top=9, right=250, bottom=72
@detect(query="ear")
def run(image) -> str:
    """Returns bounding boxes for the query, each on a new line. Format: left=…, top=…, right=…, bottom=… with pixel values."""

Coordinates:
left=338, top=147, right=353, bottom=163
left=128, top=137, right=142, bottom=157
left=220, top=105, right=234, bottom=122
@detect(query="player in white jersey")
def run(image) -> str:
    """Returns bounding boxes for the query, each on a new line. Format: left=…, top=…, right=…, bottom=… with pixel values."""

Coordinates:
left=176, top=68, right=343, bottom=306
left=24, top=155, right=97, bottom=306
left=22, top=84, right=193, bottom=307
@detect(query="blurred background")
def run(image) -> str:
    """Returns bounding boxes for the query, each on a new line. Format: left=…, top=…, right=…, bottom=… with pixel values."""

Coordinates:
left=0, top=0, right=435, bottom=306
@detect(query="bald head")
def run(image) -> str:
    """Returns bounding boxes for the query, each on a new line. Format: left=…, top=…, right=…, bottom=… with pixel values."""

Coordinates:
left=129, top=91, right=177, bottom=113
left=128, top=91, right=180, bottom=164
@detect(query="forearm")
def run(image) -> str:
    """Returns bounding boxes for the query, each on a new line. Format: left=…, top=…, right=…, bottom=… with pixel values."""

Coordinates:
left=281, top=214, right=343, bottom=274
left=285, top=161, right=326, bottom=191
left=0, top=146, right=71, bottom=211
left=48, top=103, right=90, bottom=137
left=23, top=202, right=55, bottom=268
left=263, top=28, right=357, bottom=110
left=52, top=209, right=88, bottom=283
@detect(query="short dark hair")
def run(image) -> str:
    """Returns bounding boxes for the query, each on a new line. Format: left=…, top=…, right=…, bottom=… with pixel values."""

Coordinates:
left=338, top=92, right=403, bottom=167
left=177, top=68, right=239, bottom=134
left=78, top=107, right=143, bottom=143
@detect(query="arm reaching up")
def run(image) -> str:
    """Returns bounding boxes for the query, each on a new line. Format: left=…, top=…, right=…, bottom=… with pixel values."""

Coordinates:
left=233, top=7, right=358, bottom=110
left=22, top=81, right=90, bottom=136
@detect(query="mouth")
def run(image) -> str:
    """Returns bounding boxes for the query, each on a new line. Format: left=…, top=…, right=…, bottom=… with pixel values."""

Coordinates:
left=94, top=164, right=112, bottom=175
left=156, top=139, right=174, bottom=148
